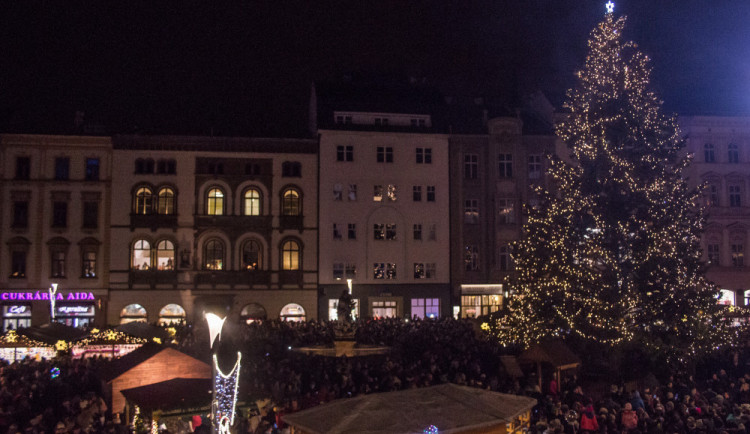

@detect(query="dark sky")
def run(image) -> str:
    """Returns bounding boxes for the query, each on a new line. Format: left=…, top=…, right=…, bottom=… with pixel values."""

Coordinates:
left=1, top=0, right=749, bottom=136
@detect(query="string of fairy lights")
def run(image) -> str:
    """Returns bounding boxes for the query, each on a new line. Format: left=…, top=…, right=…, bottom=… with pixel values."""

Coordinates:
left=494, top=11, right=736, bottom=361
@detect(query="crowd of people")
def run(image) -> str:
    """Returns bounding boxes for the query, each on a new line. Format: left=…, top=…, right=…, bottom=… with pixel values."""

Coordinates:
left=3, top=318, right=750, bottom=433
left=0, top=357, right=127, bottom=433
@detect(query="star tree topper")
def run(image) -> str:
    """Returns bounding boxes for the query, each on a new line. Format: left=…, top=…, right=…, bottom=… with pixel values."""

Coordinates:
left=605, top=1, right=615, bottom=14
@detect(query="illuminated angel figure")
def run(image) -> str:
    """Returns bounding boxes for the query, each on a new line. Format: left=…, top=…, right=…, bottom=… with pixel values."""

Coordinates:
left=213, top=352, right=241, bottom=433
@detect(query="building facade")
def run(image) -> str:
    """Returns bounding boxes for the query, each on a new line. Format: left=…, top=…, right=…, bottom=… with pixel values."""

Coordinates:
left=108, top=136, right=319, bottom=326
left=0, top=134, right=112, bottom=330
left=449, top=116, right=558, bottom=318
left=317, top=121, right=452, bottom=320
left=681, top=116, right=750, bottom=308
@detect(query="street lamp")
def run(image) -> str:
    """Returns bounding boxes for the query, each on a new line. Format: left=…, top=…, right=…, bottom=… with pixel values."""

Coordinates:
left=205, top=312, right=240, bottom=434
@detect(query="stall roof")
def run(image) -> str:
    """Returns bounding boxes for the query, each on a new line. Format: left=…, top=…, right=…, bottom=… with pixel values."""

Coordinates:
left=103, top=343, right=165, bottom=382
left=121, top=378, right=212, bottom=412
left=115, top=322, right=169, bottom=341
left=518, top=340, right=581, bottom=370
left=282, top=383, right=537, bottom=434
left=19, top=323, right=88, bottom=344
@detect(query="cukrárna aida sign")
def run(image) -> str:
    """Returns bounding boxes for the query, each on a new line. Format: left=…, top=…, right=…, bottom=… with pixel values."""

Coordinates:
left=1, top=291, right=96, bottom=301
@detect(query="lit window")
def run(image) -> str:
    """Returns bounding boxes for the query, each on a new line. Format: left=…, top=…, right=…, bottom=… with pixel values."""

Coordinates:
left=282, top=240, right=301, bottom=270
left=373, top=263, right=397, bottom=279
left=244, top=188, right=261, bottom=215
left=386, top=184, right=397, bottom=201
left=499, top=199, right=515, bottom=224
left=732, top=241, right=744, bottom=267
left=242, top=240, right=262, bottom=270
left=158, top=188, right=175, bottom=215
left=132, top=240, right=151, bottom=270
left=386, top=224, right=397, bottom=240
left=135, top=187, right=153, bottom=214
left=82, top=251, right=97, bottom=277
left=156, top=240, right=175, bottom=270
left=374, top=224, right=385, bottom=240
left=282, top=189, right=301, bottom=215
left=333, top=262, right=344, bottom=280
left=464, top=199, right=479, bottom=224
left=207, top=188, right=224, bottom=215
left=373, top=185, right=383, bottom=202
left=412, top=298, right=439, bottom=319
left=204, top=239, right=224, bottom=270
left=414, top=263, right=435, bottom=279
left=464, top=245, right=479, bottom=271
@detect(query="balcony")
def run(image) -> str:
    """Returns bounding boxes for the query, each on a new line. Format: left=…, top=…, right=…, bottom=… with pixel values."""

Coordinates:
left=195, top=215, right=272, bottom=232
left=279, top=215, right=304, bottom=231
left=194, top=270, right=271, bottom=286
left=129, top=270, right=178, bottom=285
left=130, top=214, right=178, bottom=231
left=279, top=270, right=303, bottom=286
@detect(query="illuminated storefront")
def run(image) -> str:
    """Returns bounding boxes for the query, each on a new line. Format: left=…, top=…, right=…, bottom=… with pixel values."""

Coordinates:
left=0, top=290, right=102, bottom=329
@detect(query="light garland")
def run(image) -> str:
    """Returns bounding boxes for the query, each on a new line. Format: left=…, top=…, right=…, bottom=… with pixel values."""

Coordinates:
left=492, top=12, right=734, bottom=361
left=213, top=352, right=241, bottom=431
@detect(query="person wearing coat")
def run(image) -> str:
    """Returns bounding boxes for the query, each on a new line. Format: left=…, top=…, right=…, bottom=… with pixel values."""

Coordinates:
left=580, top=404, right=599, bottom=433
left=621, top=402, right=639, bottom=432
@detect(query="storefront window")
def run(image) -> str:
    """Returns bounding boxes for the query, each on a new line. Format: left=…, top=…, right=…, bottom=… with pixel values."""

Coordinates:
left=54, top=303, right=95, bottom=328
left=280, top=303, right=306, bottom=322
left=411, top=298, right=439, bottom=319
left=159, top=303, right=186, bottom=325
left=372, top=300, right=397, bottom=318
left=240, top=303, right=267, bottom=324
left=120, top=304, right=147, bottom=324
left=2, top=304, right=31, bottom=332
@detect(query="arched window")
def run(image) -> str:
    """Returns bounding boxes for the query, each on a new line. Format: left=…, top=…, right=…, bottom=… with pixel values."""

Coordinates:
left=157, top=188, right=175, bottom=215
left=156, top=240, right=175, bottom=270
left=282, top=189, right=301, bottom=216
left=204, top=239, right=225, bottom=270
left=281, top=240, right=300, bottom=270
left=132, top=240, right=151, bottom=270
left=704, top=143, right=715, bottom=163
left=120, top=304, right=147, bottom=324
left=134, top=187, right=153, bottom=214
left=206, top=188, right=224, bottom=215
left=280, top=303, right=306, bottom=322
left=243, top=188, right=261, bottom=216
left=158, top=304, right=186, bottom=325
left=242, top=240, right=262, bottom=270
left=240, top=303, right=267, bottom=324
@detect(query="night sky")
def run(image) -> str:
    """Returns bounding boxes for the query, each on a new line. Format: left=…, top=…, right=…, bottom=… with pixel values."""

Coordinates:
left=1, top=0, right=748, bottom=136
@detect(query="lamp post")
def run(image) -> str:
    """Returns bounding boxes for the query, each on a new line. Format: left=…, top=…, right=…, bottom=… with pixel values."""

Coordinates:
left=49, top=283, right=58, bottom=322
left=205, top=312, right=241, bottom=434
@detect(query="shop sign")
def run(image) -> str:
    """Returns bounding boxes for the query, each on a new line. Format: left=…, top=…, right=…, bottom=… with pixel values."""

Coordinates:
left=3, top=305, right=31, bottom=317
left=0, top=291, right=95, bottom=302
left=56, top=305, right=95, bottom=316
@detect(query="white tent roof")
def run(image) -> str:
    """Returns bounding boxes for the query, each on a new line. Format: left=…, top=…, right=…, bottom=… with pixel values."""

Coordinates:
left=283, top=383, right=536, bottom=434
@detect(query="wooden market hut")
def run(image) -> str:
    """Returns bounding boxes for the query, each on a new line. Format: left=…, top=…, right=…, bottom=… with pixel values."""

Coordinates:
left=282, top=384, right=537, bottom=434
left=518, top=340, right=581, bottom=391
left=103, top=344, right=211, bottom=414
left=0, top=330, right=56, bottom=362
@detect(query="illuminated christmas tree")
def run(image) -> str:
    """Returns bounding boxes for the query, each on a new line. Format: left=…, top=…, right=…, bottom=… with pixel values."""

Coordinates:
left=497, top=9, right=733, bottom=363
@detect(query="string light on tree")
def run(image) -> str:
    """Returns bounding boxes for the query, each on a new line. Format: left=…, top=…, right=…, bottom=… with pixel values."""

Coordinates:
left=492, top=10, right=734, bottom=366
